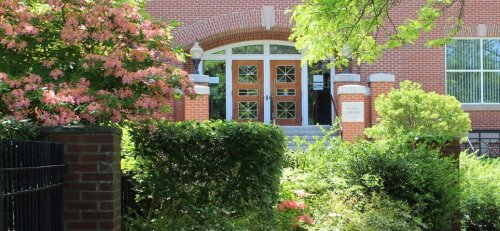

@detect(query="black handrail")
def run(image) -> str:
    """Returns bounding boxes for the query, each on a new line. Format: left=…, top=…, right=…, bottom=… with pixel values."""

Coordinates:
left=330, top=94, right=343, bottom=137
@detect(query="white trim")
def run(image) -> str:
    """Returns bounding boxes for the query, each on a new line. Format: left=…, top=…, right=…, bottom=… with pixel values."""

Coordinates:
left=462, top=104, right=500, bottom=111
left=264, top=44, right=271, bottom=124
left=194, top=85, right=210, bottom=95
left=334, top=73, right=361, bottom=82
left=338, top=85, right=370, bottom=95
left=226, top=54, right=233, bottom=121
left=189, top=74, right=210, bottom=83
left=301, top=62, right=308, bottom=126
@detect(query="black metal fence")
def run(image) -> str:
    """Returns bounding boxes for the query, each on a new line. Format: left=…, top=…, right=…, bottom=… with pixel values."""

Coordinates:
left=121, top=173, right=138, bottom=218
left=463, top=130, right=500, bottom=158
left=0, top=139, right=65, bottom=231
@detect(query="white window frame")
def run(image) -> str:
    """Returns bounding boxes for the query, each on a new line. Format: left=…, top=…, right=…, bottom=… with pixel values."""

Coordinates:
left=200, top=40, right=335, bottom=126
left=445, top=38, right=500, bottom=108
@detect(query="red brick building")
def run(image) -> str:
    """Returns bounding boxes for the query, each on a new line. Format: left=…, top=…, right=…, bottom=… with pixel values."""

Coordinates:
left=146, top=0, right=500, bottom=142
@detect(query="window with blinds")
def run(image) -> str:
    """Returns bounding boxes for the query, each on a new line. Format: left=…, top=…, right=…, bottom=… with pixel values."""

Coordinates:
left=446, top=39, right=500, bottom=103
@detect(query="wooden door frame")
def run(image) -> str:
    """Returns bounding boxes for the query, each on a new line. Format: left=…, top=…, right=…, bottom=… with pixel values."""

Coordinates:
left=231, top=60, right=265, bottom=122
left=270, top=60, right=302, bottom=126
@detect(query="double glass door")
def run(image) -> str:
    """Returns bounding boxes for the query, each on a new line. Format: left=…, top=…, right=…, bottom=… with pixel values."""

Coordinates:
left=232, top=60, right=302, bottom=125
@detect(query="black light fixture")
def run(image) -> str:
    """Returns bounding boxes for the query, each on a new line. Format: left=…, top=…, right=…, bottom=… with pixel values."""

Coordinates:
left=189, top=40, right=203, bottom=74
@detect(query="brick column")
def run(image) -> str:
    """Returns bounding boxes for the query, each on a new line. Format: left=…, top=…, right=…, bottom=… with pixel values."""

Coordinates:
left=368, top=73, right=395, bottom=126
left=39, top=126, right=122, bottom=231
left=337, top=85, right=371, bottom=142
left=184, top=74, right=210, bottom=121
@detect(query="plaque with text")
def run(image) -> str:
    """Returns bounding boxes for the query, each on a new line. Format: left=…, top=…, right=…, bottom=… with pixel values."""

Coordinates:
left=342, top=102, right=364, bottom=122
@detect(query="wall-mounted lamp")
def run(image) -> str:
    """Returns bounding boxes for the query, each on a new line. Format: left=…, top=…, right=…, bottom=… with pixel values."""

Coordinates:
left=190, top=41, right=203, bottom=74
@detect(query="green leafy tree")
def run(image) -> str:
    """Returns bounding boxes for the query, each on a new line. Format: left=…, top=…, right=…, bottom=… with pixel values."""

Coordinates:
left=365, top=81, right=471, bottom=143
left=290, top=0, right=464, bottom=67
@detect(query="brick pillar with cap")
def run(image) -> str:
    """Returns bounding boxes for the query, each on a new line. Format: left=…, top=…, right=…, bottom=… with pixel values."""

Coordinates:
left=184, top=74, right=210, bottom=121
left=337, top=85, right=371, bottom=142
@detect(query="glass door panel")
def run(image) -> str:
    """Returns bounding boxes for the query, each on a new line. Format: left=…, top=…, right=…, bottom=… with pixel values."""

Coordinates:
left=232, top=60, right=264, bottom=122
left=271, top=60, right=302, bottom=125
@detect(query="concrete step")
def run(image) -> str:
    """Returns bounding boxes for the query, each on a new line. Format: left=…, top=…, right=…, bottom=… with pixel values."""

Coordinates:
left=280, top=126, right=336, bottom=150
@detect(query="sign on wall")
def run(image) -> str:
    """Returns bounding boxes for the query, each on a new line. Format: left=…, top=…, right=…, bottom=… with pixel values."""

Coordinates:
left=342, top=102, right=364, bottom=122
left=313, top=83, right=324, bottom=90
left=313, top=75, right=324, bottom=90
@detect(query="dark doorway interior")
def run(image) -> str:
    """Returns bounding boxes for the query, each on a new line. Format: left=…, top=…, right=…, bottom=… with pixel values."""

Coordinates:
left=308, top=61, right=332, bottom=125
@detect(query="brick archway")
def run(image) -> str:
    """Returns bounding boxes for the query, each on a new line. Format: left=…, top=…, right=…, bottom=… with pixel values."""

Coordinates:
left=173, top=9, right=294, bottom=49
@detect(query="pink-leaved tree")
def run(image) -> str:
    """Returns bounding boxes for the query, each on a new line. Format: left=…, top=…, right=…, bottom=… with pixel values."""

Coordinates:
left=0, top=0, right=194, bottom=126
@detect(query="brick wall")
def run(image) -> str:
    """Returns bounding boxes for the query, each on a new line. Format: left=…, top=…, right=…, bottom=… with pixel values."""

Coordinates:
left=40, top=127, right=122, bottom=231
left=184, top=94, right=209, bottom=121
left=147, top=0, right=500, bottom=130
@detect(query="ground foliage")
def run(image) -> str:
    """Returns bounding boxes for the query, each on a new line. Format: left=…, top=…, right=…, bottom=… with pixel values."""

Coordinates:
left=460, top=153, right=500, bottom=230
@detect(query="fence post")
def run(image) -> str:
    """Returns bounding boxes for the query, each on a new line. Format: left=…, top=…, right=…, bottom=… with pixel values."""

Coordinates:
left=40, top=126, right=122, bottom=231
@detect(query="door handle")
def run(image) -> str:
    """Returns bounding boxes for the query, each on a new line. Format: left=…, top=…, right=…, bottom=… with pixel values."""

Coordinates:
left=266, top=95, right=269, bottom=100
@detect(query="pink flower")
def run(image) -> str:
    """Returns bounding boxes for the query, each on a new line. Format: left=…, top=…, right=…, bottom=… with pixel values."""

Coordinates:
left=49, top=68, right=64, bottom=80
left=43, top=60, right=55, bottom=68
left=294, top=190, right=308, bottom=198
left=277, top=200, right=305, bottom=211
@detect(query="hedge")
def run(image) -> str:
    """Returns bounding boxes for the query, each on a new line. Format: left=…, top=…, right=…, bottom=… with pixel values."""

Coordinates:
left=128, top=120, right=286, bottom=228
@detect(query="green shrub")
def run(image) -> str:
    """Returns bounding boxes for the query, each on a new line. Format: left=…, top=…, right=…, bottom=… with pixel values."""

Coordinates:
left=126, top=120, right=286, bottom=229
left=335, top=140, right=459, bottom=230
left=366, top=80, right=471, bottom=144
left=283, top=135, right=459, bottom=230
left=460, top=153, right=500, bottom=230
left=0, top=117, right=39, bottom=140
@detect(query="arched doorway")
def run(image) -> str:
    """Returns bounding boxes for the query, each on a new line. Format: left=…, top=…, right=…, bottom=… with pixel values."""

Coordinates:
left=200, top=40, right=334, bottom=126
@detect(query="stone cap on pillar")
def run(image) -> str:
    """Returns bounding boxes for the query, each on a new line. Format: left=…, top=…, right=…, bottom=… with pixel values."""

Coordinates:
left=189, top=74, right=210, bottom=83
left=338, top=84, right=370, bottom=95
left=194, top=85, right=210, bottom=95
left=334, top=73, right=360, bottom=82
left=368, top=73, right=395, bottom=82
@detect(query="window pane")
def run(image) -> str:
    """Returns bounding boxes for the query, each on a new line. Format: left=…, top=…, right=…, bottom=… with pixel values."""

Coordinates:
left=447, top=72, right=481, bottom=103
left=270, top=45, right=300, bottom=54
left=483, top=39, right=500, bottom=70
left=484, top=72, right=500, bottom=103
left=212, top=50, right=226, bottom=54
left=276, top=65, right=296, bottom=82
left=238, top=65, right=258, bottom=83
left=203, top=60, right=226, bottom=120
left=446, top=40, right=481, bottom=70
left=232, top=45, right=264, bottom=54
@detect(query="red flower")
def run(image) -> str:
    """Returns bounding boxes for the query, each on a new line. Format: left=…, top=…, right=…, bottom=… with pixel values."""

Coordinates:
left=277, top=200, right=305, bottom=211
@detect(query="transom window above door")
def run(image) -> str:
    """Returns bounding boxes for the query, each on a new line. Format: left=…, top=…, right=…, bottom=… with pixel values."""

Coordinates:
left=203, top=41, right=302, bottom=58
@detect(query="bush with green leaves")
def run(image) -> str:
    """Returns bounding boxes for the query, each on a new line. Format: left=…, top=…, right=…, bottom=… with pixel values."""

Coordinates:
left=366, top=80, right=471, bottom=144
left=460, top=153, right=500, bottom=230
left=0, top=117, right=39, bottom=140
left=282, top=130, right=459, bottom=231
left=124, top=120, right=286, bottom=229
